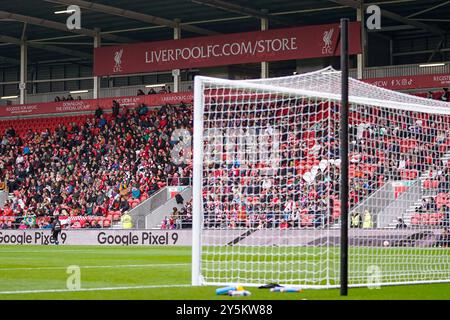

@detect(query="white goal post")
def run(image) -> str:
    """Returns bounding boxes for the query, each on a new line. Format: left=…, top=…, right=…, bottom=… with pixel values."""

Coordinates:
left=192, top=67, right=450, bottom=289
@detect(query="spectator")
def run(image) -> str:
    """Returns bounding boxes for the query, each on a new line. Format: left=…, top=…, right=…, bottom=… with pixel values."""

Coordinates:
left=351, top=212, right=361, bottom=228
left=112, top=100, right=120, bottom=117
left=395, top=218, right=407, bottom=229
left=137, top=104, right=149, bottom=116
left=95, top=106, right=103, bottom=118
left=121, top=211, right=133, bottom=229
left=441, top=205, right=450, bottom=227
left=434, top=228, right=449, bottom=247
left=90, top=220, right=101, bottom=228
left=362, top=210, right=373, bottom=229
left=279, top=219, right=289, bottom=229
left=137, top=89, right=145, bottom=96
left=441, top=88, right=449, bottom=102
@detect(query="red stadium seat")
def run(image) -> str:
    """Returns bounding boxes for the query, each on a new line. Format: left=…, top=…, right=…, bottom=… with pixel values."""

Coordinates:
left=429, top=214, right=440, bottom=225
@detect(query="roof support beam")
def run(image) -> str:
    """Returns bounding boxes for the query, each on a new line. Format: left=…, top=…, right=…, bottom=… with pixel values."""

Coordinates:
left=0, top=10, right=133, bottom=43
left=0, top=34, right=92, bottom=60
left=44, top=0, right=219, bottom=35
left=21, top=22, right=27, bottom=41
left=380, top=10, right=445, bottom=36
left=427, top=37, right=446, bottom=62
left=407, top=1, right=450, bottom=18
left=0, top=55, right=20, bottom=65
left=367, top=25, right=415, bottom=32
left=393, top=47, right=450, bottom=56
left=328, top=0, right=445, bottom=35
left=191, top=0, right=296, bottom=26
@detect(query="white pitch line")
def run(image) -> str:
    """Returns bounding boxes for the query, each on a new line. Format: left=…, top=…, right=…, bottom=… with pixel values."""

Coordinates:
left=0, top=284, right=192, bottom=295
left=0, top=263, right=190, bottom=271
left=0, top=249, right=155, bottom=254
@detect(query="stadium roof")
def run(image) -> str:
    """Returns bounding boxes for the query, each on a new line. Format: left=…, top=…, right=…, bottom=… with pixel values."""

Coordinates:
left=0, top=0, right=449, bottom=66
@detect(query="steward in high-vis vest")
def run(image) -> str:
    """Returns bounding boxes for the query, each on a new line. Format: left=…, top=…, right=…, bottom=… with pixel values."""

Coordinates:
left=121, top=212, right=133, bottom=229
left=362, top=210, right=373, bottom=229
left=351, top=212, right=361, bottom=228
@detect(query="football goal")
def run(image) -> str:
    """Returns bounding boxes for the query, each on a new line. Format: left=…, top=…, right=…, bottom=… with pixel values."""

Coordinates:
left=192, top=66, right=450, bottom=289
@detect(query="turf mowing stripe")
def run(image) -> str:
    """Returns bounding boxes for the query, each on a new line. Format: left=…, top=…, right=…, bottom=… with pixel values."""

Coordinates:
left=0, top=263, right=190, bottom=271
left=0, top=284, right=192, bottom=295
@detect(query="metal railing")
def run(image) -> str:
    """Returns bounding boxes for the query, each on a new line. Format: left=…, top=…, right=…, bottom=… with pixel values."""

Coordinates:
left=350, top=62, right=450, bottom=79
left=3, top=80, right=194, bottom=105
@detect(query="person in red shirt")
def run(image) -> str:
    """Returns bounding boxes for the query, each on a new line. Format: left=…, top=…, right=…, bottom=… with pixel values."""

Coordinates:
left=279, top=219, right=289, bottom=229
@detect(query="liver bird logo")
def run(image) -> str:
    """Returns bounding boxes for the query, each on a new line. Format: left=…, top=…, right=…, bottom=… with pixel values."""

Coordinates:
left=322, top=28, right=334, bottom=54
left=113, top=49, right=123, bottom=72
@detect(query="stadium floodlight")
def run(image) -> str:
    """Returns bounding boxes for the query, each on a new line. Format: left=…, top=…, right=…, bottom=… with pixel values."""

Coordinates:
left=54, top=9, right=76, bottom=14
left=192, top=54, right=450, bottom=289
left=145, top=83, right=166, bottom=88
left=419, top=63, right=446, bottom=68
left=69, top=90, right=88, bottom=94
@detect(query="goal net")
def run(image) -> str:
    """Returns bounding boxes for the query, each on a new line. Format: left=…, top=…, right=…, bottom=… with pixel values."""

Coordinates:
left=192, top=66, right=450, bottom=289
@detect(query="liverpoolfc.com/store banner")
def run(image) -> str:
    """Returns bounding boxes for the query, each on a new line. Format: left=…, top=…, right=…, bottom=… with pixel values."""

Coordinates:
left=94, top=22, right=362, bottom=76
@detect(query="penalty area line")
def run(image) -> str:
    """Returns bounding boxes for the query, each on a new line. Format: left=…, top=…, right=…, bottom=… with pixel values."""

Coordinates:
left=0, top=284, right=192, bottom=295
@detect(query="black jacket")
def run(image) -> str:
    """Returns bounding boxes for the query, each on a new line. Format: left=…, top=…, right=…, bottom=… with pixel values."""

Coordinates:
left=51, top=219, right=62, bottom=232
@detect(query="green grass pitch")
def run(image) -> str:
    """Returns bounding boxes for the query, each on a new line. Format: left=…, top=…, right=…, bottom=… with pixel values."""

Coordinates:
left=0, top=245, right=449, bottom=300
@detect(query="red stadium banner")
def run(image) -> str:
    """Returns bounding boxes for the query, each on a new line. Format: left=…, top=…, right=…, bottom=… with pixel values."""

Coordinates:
left=0, top=92, right=193, bottom=118
left=363, top=73, right=450, bottom=91
left=94, top=22, right=362, bottom=76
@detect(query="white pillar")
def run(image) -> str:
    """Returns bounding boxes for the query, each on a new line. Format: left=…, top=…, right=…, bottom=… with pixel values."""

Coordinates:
left=356, top=4, right=366, bottom=79
left=261, top=16, right=269, bottom=79
left=93, top=28, right=101, bottom=99
left=173, top=19, right=181, bottom=93
left=19, top=41, right=27, bottom=104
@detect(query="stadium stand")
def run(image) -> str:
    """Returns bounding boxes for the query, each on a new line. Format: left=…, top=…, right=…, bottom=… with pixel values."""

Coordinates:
left=412, top=88, right=450, bottom=102
left=167, top=97, right=450, bottom=230
left=1, top=90, right=448, bottom=232
left=0, top=102, right=192, bottom=229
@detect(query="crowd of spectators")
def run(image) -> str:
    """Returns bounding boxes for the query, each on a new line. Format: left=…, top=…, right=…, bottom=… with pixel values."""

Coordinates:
left=414, top=88, right=449, bottom=102
left=170, top=95, right=450, bottom=230
left=0, top=101, right=193, bottom=229
left=410, top=158, right=450, bottom=226
left=1, top=87, right=450, bottom=231
left=137, top=85, right=171, bottom=96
